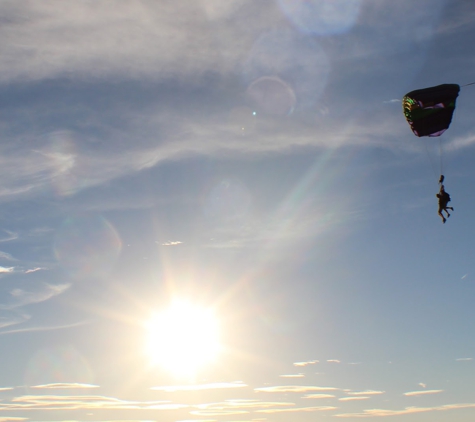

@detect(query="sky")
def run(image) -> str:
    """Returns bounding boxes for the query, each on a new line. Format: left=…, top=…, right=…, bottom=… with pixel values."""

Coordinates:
left=0, top=0, right=475, bottom=421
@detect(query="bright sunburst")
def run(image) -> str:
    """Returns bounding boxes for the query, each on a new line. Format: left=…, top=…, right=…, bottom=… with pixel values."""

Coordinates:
left=145, top=300, right=221, bottom=377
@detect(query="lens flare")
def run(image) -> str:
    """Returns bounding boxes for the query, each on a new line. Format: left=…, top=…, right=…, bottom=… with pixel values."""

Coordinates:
left=278, top=0, right=361, bottom=36
left=25, top=345, right=94, bottom=390
left=243, top=30, right=330, bottom=109
left=54, top=214, right=122, bottom=280
left=203, top=179, right=252, bottom=225
left=246, top=76, right=296, bottom=116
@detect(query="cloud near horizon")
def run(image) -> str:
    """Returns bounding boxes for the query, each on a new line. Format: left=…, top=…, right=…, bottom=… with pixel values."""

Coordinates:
left=335, top=403, right=475, bottom=418
left=255, top=385, right=339, bottom=393
left=403, top=389, right=443, bottom=397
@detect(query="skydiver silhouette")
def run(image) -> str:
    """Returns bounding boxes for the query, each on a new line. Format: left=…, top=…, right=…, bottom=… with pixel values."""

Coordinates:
left=436, top=184, right=453, bottom=224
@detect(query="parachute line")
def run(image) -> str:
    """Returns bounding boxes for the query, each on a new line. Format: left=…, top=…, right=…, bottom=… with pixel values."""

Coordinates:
left=461, top=82, right=475, bottom=87
left=439, top=137, right=443, bottom=176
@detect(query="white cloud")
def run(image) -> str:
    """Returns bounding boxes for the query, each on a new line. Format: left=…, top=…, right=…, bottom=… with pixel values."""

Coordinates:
left=279, top=374, right=305, bottom=378
left=257, top=405, right=337, bottom=413
left=0, top=283, right=70, bottom=309
left=294, top=360, right=319, bottom=367
left=447, top=133, right=475, bottom=151
left=31, top=383, right=99, bottom=390
left=160, top=241, right=183, bottom=246
left=347, top=391, right=385, bottom=396
left=302, top=394, right=336, bottom=399
left=0, top=252, right=17, bottom=261
left=0, top=0, right=271, bottom=83
left=152, top=382, right=247, bottom=392
left=403, top=390, right=443, bottom=397
left=24, top=267, right=44, bottom=274
left=335, top=403, right=475, bottom=418
left=255, top=385, right=339, bottom=393
left=339, top=397, right=370, bottom=401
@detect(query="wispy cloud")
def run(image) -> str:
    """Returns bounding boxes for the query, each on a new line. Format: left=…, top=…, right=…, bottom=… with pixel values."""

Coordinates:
left=4, top=394, right=184, bottom=411
left=160, top=241, right=183, bottom=246
left=279, top=374, right=305, bottom=378
left=0, top=230, right=18, bottom=243
left=327, top=359, right=341, bottom=363
left=190, top=409, right=249, bottom=417
left=302, top=394, right=336, bottom=399
left=190, top=400, right=295, bottom=420
left=404, top=390, right=443, bottom=397
left=294, top=360, right=318, bottom=367
left=0, top=252, right=18, bottom=262
left=456, top=357, right=473, bottom=361
left=24, top=267, right=44, bottom=274
left=195, top=400, right=295, bottom=412
left=255, top=385, right=339, bottom=393
left=0, top=283, right=70, bottom=310
left=0, top=311, right=30, bottom=329
left=339, top=397, right=370, bottom=401
left=335, top=403, right=475, bottom=418
left=348, top=391, right=385, bottom=396
left=256, top=405, right=337, bottom=413
left=0, top=320, right=88, bottom=336
left=152, top=382, right=247, bottom=392
left=447, top=133, right=475, bottom=151
left=31, top=383, right=99, bottom=390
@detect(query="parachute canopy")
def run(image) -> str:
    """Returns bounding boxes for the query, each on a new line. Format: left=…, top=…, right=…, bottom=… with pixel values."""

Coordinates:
left=402, top=84, right=460, bottom=137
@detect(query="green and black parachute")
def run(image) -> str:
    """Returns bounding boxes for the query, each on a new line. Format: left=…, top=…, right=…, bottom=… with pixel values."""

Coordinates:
left=402, top=84, right=460, bottom=137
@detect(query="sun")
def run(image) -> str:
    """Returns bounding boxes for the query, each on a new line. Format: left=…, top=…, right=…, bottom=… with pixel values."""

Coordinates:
left=145, top=300, right=221, bottom=377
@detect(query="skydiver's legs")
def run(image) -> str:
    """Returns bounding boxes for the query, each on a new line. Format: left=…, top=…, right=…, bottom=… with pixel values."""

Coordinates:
left=438, top=207, right=446, bottom=223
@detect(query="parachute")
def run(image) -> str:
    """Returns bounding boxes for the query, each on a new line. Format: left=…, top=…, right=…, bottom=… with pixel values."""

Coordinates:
left=402, top=84, right=460, bottom=137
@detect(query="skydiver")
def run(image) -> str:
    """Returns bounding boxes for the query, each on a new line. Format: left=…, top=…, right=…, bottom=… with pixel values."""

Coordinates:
left=436, top=184, right=453, bottom=224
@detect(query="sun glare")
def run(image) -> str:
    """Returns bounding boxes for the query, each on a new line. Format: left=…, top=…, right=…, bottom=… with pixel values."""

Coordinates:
left=145, top=300, right=221, bottom=377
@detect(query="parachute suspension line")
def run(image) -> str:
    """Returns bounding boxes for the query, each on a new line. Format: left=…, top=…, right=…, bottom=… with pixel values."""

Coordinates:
left=461, top=82, right=475, bottom=87
left=422, top=138, right=439, bottom=180
left=439, top=137, right=444, bottom=177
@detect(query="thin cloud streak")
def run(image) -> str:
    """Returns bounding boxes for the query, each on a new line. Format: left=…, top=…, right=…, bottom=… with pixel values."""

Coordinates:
left=348, top=391, right=385, bottom=396
left=0, top=283, right=70, bottom=310
left=31, top=383, right=99, bottom=390
left=279, top=374, right=305, bottom=378
left=335, top=403, right=475, bottom=418
left=404, top=390, right=443, bottom=396
left=302, top=394, right=336, bottom=399
left=152, top=382, right=247, bottom=392
left=339, top=397, right=370, bottom=401
left=257, top=405, right=337, bottom=413
left=0, top=320, right=89, bottom=336
left=255, top=385, right=339, bottom=393
left=294, top=360, right=319, bottom=367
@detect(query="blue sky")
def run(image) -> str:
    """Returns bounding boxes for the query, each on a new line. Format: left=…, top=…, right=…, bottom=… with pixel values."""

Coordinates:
left=0, top=0, right=475, bottom=421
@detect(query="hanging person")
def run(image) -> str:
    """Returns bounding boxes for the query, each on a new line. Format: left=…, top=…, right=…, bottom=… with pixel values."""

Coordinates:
left=436, top=184, right=453, bottom=224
